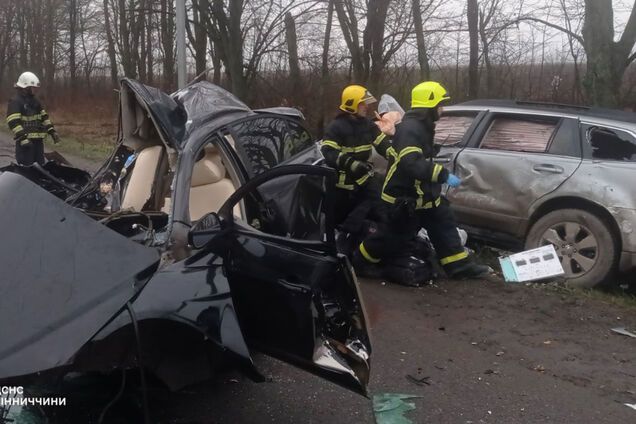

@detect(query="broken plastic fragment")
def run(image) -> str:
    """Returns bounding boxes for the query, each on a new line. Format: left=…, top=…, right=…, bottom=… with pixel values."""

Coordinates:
left=611, top=327, right=636, bottom=338
left=373, top=393, right=421, bottom=424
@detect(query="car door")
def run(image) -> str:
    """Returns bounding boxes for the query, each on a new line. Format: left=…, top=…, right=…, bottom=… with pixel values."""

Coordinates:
left=203, top=165, right=371, bottom=394
left=434, top=110, right=486, bottom=172
left=448, top=113, right=582, bottom=237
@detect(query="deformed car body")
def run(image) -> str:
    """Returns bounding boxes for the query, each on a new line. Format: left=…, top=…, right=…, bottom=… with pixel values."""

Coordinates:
left=433, top=100, right=636, bottom=287
left=0, top=79, right=371, bottom=399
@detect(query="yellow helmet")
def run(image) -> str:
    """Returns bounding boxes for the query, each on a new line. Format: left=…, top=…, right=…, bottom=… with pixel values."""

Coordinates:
left=411, top=81, right=450, bottom=108
left=340, top=85, right=377, bottom=114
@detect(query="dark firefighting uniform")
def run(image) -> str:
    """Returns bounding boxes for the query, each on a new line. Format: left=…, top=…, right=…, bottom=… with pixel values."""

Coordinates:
left=6, top=90, right=56, bottom=165
left=359, top=108, right=470, bottom=271
left=321, top=112, right=393, bottom=233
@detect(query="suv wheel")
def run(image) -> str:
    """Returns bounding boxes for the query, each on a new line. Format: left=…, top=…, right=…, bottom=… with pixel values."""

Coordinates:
left=525, top=209, right=617, bottom=288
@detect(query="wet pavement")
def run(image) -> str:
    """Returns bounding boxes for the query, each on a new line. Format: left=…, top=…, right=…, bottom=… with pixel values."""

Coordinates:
left=155, top=278, right=636, bottom=424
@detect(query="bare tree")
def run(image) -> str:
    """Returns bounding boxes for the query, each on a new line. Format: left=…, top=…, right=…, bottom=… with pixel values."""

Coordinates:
left=412, top=0, right=430, bottom=80
left=285, top=12, right=301, bottom=96
left=467, top=0, right=479, bottom=98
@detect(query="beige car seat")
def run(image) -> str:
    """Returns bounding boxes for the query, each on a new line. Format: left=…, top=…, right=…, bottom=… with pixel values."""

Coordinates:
left=121, top=145, right=164, bottom=211
left=188, top=146, right=237, bottom=221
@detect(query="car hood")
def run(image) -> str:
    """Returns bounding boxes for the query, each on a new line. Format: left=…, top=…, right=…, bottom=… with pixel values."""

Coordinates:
left=0, top=172, right=160, bottom=381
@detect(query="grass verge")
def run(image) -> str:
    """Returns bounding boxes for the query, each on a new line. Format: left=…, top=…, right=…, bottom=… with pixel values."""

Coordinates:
left=1, top=127, right=114, bottom=163
left=43, top=135, right=114, bottom=162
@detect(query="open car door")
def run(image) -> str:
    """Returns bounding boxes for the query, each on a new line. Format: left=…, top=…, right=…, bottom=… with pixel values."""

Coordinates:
left=200, top=165, right=371, bottom=394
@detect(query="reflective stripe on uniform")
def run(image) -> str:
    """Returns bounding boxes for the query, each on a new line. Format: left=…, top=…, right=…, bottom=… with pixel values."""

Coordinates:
left=440, top=250, right=469, bottom=265
left=322, top=140, right=372, bottom=154
left=399, top=146, right=423, bottom=158
left=6, top=113, right=21, bottom=123
left=321, top=140, right=341, bottom=150
left=42, top=119, right=52, bottom=126
left=355, top=173, right=371, bottom=185
left=21, top=114, right=44, bottom=122
left=359, top=243, right=381, bottom=263
left=336, top=170, right=354, bottom=190
left=415, top=196, right=441, bottom=210
left=11, top=125, right=24, bottom=134
left=386, top=147, right=397, bottom=158
left=381, top=146, right=424, bottom=203
left=431, top=164, right=443, bottom=183
left=372, top=133, right=386, bottom=146
left=25, top=132, right=48, bottom=139
left=341, top=144, right=372, bottom=153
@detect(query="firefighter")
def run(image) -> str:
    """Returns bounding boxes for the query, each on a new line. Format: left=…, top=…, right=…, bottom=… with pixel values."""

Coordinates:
left=321, top=85, right=393, bottom=238
left=6, top=72, right=60, bottom=165
left=354, top=81, right=489, bottom=282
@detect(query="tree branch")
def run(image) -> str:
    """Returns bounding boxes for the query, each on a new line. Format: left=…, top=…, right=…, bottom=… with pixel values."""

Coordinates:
left=515, top=16, right=584, bottom=45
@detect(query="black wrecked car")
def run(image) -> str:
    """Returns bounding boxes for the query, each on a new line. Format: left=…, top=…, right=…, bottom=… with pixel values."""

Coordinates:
left=0, top=80, right=371, bottom=417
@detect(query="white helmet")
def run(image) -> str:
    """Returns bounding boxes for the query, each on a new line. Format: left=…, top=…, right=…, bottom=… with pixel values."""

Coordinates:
left=15, top=72, right=40, bottom=88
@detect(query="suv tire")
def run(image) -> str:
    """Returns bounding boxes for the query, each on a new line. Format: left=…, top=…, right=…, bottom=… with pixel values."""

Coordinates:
left=525, top=209, right=616, bottom=288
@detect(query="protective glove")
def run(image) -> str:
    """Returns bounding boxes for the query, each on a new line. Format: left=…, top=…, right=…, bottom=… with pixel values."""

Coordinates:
left=349, top=160, right=373, bottom=179
left=51, top=132, right=61, bottom=144
left=446, top=173, right=461, bottom=188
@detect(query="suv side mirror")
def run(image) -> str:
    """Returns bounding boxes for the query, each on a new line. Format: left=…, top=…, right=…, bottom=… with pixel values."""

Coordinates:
left=188, top=212, right=222, bottom=249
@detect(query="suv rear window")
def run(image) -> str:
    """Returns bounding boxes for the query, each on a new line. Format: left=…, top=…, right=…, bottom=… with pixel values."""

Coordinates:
left=582, top=124, right=636, bottom=161
left=435, top=114, right=476, bottom=146
left=481, top=117, right=558, bottom=153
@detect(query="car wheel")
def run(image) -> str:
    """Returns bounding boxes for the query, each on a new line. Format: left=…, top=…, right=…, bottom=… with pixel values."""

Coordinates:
left=525, top=209, right=617, bottom=288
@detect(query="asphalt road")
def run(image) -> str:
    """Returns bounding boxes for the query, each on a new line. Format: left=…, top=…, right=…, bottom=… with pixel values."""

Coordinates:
left=1, top=131, right=634, bottom=423
left=154, top=277, right=636, bottom=424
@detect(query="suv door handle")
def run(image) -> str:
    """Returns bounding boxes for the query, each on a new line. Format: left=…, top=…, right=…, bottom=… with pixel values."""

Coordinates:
left=435, top=154, right=453, bottom=163
left=533, top=164, right=564, bottom=174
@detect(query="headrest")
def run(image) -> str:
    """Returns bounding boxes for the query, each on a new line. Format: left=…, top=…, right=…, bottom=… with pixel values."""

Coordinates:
left=191, top=147, right=226, bottom=187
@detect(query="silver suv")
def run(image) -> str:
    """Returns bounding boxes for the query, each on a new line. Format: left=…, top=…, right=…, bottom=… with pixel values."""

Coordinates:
left=434, top=100, right=636, bottom=288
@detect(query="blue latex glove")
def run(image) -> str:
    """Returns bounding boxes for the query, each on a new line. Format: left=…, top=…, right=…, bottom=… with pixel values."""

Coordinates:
left=446, top=173, right=461, bottom=188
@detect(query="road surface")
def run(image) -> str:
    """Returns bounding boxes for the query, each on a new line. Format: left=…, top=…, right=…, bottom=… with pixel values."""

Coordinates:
left=154, top=278, right=636, bottom=424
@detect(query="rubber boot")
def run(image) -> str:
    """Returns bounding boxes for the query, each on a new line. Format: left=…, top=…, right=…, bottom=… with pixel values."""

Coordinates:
left=351, top=250, right=384, bottom=280
left=446, top=261, right=491, bottom=279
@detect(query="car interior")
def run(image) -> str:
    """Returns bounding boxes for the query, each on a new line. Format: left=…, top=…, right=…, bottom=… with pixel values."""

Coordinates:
left=116, top=86, right=242, bottom=228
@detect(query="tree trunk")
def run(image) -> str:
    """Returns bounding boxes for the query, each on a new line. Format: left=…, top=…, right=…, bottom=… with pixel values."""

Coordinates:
left=192, top=0, right=209, bottom=76
left=43, top=0, right=56, bottom=97
left=160, top=0, right=175, bottom=90
left=317, top=0, right=334, bottom=138
left=467, top=0, right=479, bottom=99
left=581, top=0, right=623, bottom=107
left=222, top=0, right=247, bottom=99
left=333, top=0, right=365, bottom=82
left=412, top=0, right=430, bottom=80
left=365, top=0, right=391, bottom=92
left=103, top=0, right=119, bottom=86
left=68, top=0, right=77, bottom=94
left=284, top=12, right=301, bottom=97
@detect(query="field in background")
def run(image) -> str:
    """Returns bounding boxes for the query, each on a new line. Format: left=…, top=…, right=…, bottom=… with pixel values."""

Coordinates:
left=1, top=91, right=118, bottom=162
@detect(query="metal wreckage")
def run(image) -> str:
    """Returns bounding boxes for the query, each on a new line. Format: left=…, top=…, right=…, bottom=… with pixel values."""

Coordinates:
left=0, top=79, right=371, bottom=421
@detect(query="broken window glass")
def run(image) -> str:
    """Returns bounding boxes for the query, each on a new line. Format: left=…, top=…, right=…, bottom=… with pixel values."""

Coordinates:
left=480, top=117, right=558, bottom=153
left=583, top=125, right=636, bottom=161
left=434, top=114, right=476, bottom=146
left=232, top=117, right=314, bottom=176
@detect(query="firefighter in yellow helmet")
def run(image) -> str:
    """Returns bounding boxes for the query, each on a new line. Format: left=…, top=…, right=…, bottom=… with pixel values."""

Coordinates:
left=321, top=85, right=394, bottom=240
left=354, top=81, right=489, bottom=285
left=6, top=72, right=61, bottom=165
